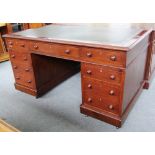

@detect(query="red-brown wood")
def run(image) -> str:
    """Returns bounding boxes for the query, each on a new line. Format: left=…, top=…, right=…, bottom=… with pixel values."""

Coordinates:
left=3, top=24, right=152, bottom=127
left=80, top=47, right=126, bottom=67
left=144, top=31, right=155, bottom=89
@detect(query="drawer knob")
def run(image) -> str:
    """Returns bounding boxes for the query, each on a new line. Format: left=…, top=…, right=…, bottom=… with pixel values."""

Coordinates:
left=87, top=84, right=92, bottom=89
left=64, top=49, right=70, bottom=54
left=11, top=55, right=15, bottom=58
left=87, top=52, right=92, bottom=57
left=13, top=66, right=18, bottom=69
left=25, top=68, right=30, bottom=72
left=9, top=41, right=13, bottom=45
left=27, top=80, right=32, bottom=83
left=109, top=104, right=114, bottom=110
left=110, top=75, right=116, bottom=80
left=23, top=57, right=28, bottom=61
left=21, top=44, right=25, bottom=47
left=88, top=98, right=92, bottom=103
left=87, top=70, right=92, bottom=75
left=110, top=55, right=117, bottom=61
left=34, top=45, right=38, bottom=49
left=109, top=90, right=115, bottom=95
left=16, top=77, right=20, bottom=80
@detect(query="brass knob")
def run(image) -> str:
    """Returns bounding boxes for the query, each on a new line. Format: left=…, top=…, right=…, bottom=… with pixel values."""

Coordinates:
left=21, top=44, right=25, bottom=47
left=34, top=45, right=38, bottom=49
left=9, top=41, right=13, bottom=45
left=109, top=90, right=115, bottom=95
left=109, top=104, right=113, bottom=110
left=87, top=52, right=92, bottom=57
left=110, top=75, right=115, bottom=80
left=87, top=70, right=92, bottom=75
left=110, top=55, right=117, bottom=61
left=16, top=77, right=20, bottom=80
left=25, top=68, right=30, bottom=72
left=64, top=49, right=70, bottom=54
left=88, top=98, right=92, bottom=103
left=87, top=84, right=92, bottom=89
left=13, top=66, right=17, bottom=69
left=27, top=80, right=32, bottom=83
left=11, top=55, right=15, bottom=58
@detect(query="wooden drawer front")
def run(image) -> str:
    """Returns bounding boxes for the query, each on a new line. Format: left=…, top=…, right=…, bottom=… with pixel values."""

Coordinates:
left=80, top=48, right=126, bottom=67
left=81, top=63, right=123, bottom=84
left=13, top=69, right=35, bottom=88
left=83, top=92, right=119, bottom=115
left=9, top=50, right=31, bottom=64
left=11, top=61, right=33, bottom=75
left=29, top=42, right=80, bottom=59
left=6, top=39, right=28, bottom=52
left=82, top=77, right=121, bottom=115
left=101, top=82, right=121, bottom=104
left=82, top=77, right=121, bottom=104
left=82, top=77, right=102, bottom=93
left=10, top=58, right=35, bottom=88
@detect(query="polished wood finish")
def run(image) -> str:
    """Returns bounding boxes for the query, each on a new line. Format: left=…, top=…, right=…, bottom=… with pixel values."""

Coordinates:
left=144, top=30, right=155, bottom=89
left=3, top=24, right=152, bottom=127
left=80, top=47, right=126, bottom=67
left=0, top=25, right=9, bottom=62
left=0, top=32, right=6, bottom=54
left=6, top=23, right=13, bottom=34
left=23, top=23, right=45, bottom=30
left=0, top=119, right=19, bottom=132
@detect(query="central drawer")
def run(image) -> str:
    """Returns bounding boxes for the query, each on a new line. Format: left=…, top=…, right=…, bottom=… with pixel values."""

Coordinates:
left=29, top=42, right=80, bottom=59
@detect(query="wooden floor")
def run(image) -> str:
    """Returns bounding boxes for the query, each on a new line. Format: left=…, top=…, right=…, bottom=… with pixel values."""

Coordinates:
left=0, top=119, right=19, bottom=132
left=0, top=52, right=9, bottom=62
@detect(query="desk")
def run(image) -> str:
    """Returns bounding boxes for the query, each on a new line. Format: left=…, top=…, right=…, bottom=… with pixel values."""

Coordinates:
left=3, top=24, right=152, bottom=127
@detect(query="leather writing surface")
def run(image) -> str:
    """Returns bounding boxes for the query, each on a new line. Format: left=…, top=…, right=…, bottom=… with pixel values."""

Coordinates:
left=13, top=24, right=142, bottom=47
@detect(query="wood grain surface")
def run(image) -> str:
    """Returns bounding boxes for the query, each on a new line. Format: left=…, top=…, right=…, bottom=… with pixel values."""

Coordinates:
left=3, top=24, right=153, bottom=127
left=0, top=119, right=19, bottom=132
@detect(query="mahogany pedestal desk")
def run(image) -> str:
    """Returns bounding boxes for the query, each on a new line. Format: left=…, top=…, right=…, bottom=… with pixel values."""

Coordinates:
left=3, top=24, right=152, bottom=127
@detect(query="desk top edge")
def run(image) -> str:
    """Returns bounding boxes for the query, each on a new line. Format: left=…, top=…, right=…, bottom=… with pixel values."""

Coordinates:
left=3, top=24, right=153, bottom=51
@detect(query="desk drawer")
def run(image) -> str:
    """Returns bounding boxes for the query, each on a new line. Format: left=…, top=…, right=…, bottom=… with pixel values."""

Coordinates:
left=80, top=47, right=126, bottom=67
left=82, top=77, right=102, bottom=93
left=6, top=39, right=29, bottom=52
left=82, top=77, right=121, bottom=103
left=9, top=50, right=31, bottom=64
left=11, top=61, right=33, bottom=75
left=29, top=42, right=80, bottom=59
left=10, top=56, right=35, bottom=88
left=83, top=92, right=120, bottom=115
left=13, top=69, right=35, bottom=88
left=81, top=63, right=123, bottom=85
left=82, top=77, right=121, bottom=115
